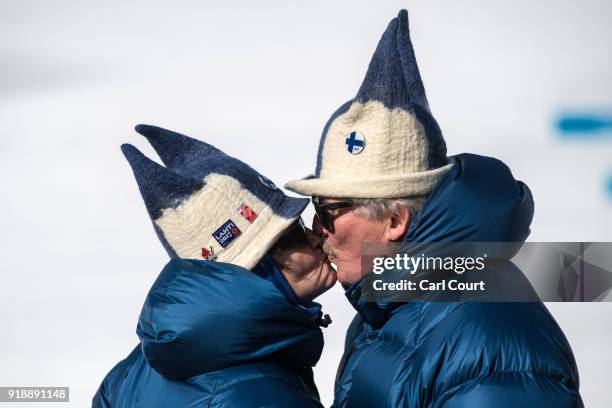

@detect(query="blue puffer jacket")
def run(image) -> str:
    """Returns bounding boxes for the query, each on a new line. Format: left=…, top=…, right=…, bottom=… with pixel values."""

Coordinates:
left=93, top=258, right=326, bottom=407
left=334, top=154, right=583, bottom=407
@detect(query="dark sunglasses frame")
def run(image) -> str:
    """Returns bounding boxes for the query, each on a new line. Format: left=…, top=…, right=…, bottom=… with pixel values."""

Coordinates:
left=312, top=197, right=354, bottom=233
left=273, top=218, right=309, bottom=249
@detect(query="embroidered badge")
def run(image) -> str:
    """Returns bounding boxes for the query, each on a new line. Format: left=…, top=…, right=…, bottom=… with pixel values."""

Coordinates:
left=201, top=246, right=217, bottom=261
left=345, top=131, right=366, bottom=154
left=238, top=203, right=257, bottom=223
left=212, top=219, right=241, bottom=248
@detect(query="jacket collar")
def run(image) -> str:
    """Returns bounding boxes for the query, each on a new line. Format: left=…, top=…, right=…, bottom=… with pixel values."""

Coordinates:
left=344, top=281, right=404, bottom=328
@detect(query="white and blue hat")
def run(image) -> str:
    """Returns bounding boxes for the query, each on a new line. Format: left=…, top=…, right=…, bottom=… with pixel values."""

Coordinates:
left=122, top=124, right=309, bottom=270
left=285, top=10, right=453, bottom=198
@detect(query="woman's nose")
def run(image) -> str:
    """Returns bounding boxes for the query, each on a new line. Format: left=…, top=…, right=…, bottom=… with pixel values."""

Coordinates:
left=305, top=228, right=324, bottom=251
left=312, top=215, right=327, bottom=236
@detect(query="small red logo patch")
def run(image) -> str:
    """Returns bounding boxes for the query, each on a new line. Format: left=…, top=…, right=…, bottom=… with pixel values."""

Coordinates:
left=239, top=203, right=257, bottom=223
left=201, top=247, right=211, bottom=259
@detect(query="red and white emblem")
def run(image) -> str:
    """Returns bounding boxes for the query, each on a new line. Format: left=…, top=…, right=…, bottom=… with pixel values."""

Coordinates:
left=239, top=203, right=257, bottom=223
left=201, top=246, right=215, bottom=260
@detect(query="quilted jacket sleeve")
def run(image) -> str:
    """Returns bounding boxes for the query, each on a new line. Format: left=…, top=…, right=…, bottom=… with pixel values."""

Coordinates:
left=432, top=370, right=583, bottom=408
left=411, top=302, right=583, bottom=408
left=208, top=376, right=323, bottom=408
left=92, top=345, right=141, bottom=408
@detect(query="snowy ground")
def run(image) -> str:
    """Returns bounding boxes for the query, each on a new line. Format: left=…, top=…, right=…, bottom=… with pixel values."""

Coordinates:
left=1, top=1, right=611, bottom=407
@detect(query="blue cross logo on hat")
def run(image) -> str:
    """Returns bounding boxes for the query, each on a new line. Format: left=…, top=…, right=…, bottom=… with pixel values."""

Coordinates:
left=345, top=131, right=366, bottom=155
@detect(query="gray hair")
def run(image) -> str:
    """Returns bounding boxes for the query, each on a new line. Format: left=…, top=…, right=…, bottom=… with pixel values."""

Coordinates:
left=350, top=196, right=428, bottom=220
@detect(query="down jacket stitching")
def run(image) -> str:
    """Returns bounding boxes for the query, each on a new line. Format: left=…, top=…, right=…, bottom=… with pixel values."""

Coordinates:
left=431, top=369, right=582, bottom=406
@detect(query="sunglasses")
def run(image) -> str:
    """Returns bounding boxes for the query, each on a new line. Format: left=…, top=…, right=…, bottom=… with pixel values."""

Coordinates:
left=273, top=218, right=309, bottom=249
left=312, top=197, right=354, bottom=233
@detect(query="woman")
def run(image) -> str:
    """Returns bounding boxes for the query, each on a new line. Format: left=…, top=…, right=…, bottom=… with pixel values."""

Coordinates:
left=92, top=125, right=336, bottom=407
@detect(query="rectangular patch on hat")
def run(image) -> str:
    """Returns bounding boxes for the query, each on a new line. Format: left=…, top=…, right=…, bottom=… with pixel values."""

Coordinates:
left=212, top=219, right=241, bottom=248
left=238, top=203, right=257, bottom=223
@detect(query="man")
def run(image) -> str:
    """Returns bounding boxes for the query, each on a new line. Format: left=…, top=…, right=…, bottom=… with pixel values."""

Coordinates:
left=93, top=125, right=336, bottom=407
left=286, top=10, right=583, bottom=407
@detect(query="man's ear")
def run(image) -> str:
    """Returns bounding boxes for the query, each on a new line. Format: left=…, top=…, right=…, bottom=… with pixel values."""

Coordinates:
left=385, top=205, right=411, bottom=241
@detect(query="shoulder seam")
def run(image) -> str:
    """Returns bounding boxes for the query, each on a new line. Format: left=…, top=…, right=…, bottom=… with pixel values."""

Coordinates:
left=431, top=369, right=580, bottom=405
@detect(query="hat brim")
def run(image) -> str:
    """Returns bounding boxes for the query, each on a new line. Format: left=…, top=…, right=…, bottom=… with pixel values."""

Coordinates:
left=284, top=163, right=454, bottom=198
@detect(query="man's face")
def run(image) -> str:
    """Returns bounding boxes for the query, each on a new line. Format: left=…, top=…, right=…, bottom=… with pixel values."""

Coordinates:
left=313, top=199, right=390, bottom=285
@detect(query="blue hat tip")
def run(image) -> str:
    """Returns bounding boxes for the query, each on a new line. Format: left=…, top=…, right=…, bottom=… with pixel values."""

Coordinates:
left=120, top=143, right=140, bottom=159
left=134, top=123, right=164, bottom=139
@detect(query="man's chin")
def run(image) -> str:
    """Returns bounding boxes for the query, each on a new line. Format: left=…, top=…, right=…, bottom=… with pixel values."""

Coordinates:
left=336, top=267, right=362, bottom=286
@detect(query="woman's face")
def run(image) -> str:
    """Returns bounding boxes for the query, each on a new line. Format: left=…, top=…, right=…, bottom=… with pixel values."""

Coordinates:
left=271, top=226, right=337, bottom=303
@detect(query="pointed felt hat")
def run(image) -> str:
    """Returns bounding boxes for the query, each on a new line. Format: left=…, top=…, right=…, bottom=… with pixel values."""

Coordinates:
left=123, top=124, right=309, bottom=270
left=285, top=10, right=453, bottom=198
